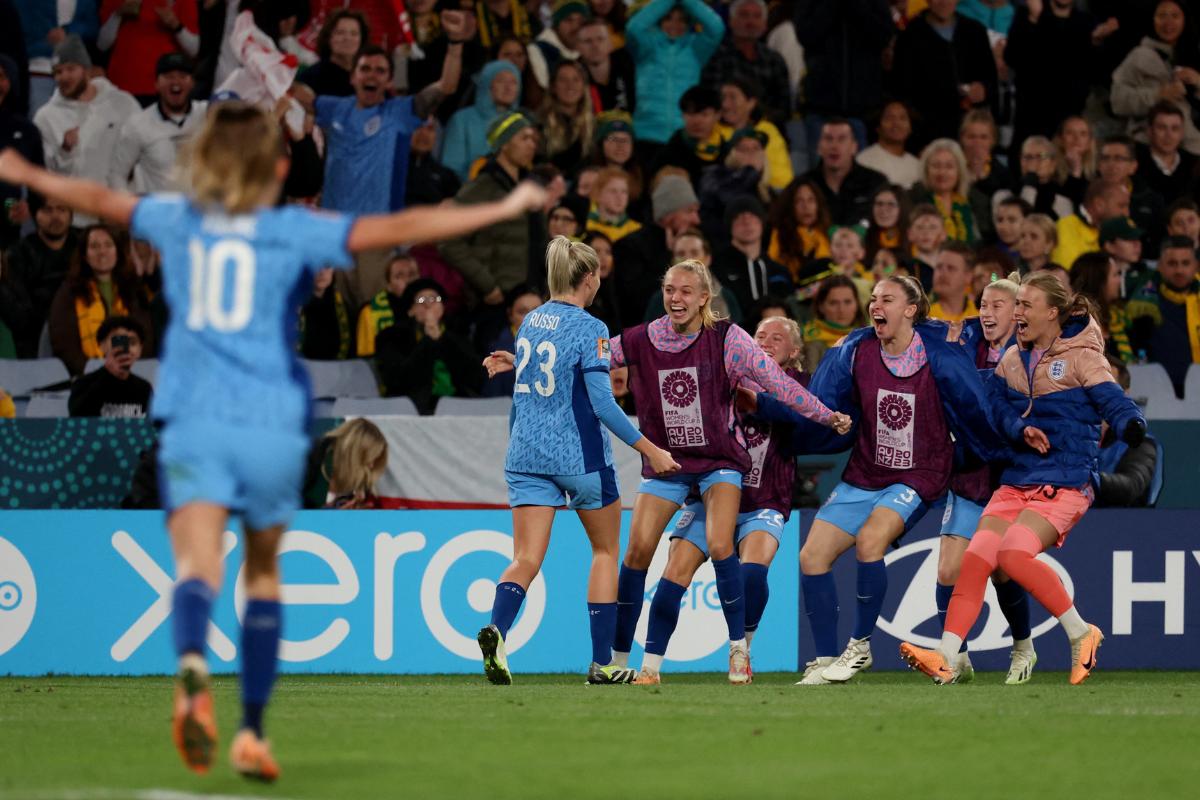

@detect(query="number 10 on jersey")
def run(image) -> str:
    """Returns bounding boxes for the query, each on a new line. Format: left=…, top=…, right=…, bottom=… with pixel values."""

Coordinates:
left=187, top=238, right=256, bottom=332
left=514, top=337, right=556, bottom=396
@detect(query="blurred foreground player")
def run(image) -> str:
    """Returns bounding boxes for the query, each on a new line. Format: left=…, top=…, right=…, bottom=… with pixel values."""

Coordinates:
left=0, top=104, right=545, bottom=780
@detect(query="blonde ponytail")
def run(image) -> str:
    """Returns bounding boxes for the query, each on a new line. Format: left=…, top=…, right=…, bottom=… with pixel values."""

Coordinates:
left=547, top=235, right=599, bottom=296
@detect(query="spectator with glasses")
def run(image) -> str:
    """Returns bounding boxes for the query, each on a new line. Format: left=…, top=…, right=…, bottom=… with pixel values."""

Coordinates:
left=376, top=278, right=482, bottom=414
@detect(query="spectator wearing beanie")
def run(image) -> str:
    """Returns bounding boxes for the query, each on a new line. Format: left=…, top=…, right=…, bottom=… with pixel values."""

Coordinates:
left=13, top=0, right=99, bottom=115
left=711, top=195, right=792, bottom=314
left=528, top=0, right=590, bottom=91
left=109, top=53, right=208, bottom=194
left=613, top=170, right=701, bottom=324
left=33, top=36, right=140, bottom=225
left=626, top=0, right=725, bottom=147
left=440, top=111, right=540, bottom=322
left=0, top=54, right=44, bottom=250
left=98, top=0, right=200, bottom=101
left=441, top=59, right=523, bottom=180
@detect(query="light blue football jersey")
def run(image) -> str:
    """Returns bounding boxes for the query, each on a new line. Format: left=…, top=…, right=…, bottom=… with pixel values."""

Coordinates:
left=131, top=194, right=354, bottom=431
left=504, top=301, right=614, bottom=475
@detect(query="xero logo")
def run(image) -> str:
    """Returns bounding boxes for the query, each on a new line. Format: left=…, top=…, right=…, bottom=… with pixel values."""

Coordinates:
left=0, top=536, right=37, bottom=655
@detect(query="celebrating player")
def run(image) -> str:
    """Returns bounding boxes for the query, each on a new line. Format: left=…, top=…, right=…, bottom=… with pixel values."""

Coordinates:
left=631, top=316, right=808, bottom=684
left=0, top=104, right=546, bottom=780
left=753, top=275, right=1002, bottom=685
left=609, top=261, right=851, bottom=685
left=901, top=273, right=1146, bottom=685
left=936, top=274, right=1036, bottom=684
left=476, top=237, right=679, bottom=686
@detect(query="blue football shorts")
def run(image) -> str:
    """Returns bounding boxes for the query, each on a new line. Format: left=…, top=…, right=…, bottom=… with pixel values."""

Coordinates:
left=157, top=420, right=310, bottom=531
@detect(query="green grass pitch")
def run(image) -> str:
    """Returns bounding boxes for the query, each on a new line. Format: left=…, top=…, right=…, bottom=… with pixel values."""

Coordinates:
left=2, top=672, right=1198, bottom=799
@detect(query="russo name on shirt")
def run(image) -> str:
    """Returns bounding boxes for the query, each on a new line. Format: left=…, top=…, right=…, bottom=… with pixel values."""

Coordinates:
left=525, top=311, right=561, bottom=331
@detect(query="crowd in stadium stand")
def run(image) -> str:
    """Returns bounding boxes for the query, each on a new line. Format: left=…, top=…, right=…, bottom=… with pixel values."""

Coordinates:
left=1, top=0, right=1199, bottom=419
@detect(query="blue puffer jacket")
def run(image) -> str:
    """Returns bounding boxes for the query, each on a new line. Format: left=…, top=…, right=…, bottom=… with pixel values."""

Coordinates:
left=626, top=0, right=725, bottom=144
left=440, top=60, right=522, bottom=180
left=756, top=321, right=1008, bottom=469
left=989, top=314, right=1145, bottom=489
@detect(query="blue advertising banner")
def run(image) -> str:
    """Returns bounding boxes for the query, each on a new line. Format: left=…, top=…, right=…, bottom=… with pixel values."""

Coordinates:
left=807, top=509, right=1200, bottom=671
left=0, top=510, right=798, bottom=676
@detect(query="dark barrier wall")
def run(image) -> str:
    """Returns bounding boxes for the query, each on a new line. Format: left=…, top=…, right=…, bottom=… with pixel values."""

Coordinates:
left=800, top=509, right=1200, bottom=671
left=0, top=419, right=1198, bottom=509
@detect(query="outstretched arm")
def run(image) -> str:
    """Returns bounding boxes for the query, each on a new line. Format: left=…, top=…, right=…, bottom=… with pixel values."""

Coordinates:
left=347, top=182, right=545, bottom=253
left=0, top=148, right=137, bottom=226
left=723, top=325, right=848, bottom=431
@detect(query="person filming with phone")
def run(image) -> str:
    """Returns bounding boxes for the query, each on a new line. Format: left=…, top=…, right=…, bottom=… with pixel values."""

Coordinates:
left=68, top=315, right=153, bottom=418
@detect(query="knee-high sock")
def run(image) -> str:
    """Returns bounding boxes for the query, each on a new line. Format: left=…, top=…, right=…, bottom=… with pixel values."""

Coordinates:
left=711, top=553, right=745, bottom=641
left=994, top=578, right=1032, bottom=641
left=742, top=563, right=770, bottom=634
left=644, top=579, right=687, bottom=657
left=489, top=581, right=526, bottom=640
left=613, top=566, right=648, bottom=654
left=172, top=579, right=214, bottom=658
left=240, top=599, right=281, bottom=737
left=587, top=602, right=617, bottom=665
left=945, top=530, right=1001, bottom=642
left=997, top=524, right=1073, bottom=617
left=801, top=572, right=839, bottom=658
left=851, top=559, right=887, bottom=640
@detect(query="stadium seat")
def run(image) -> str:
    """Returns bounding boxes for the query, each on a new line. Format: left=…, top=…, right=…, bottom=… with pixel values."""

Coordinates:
left=303, top=359, right=379, bottom=399
left=1127, top=364, right=1191, bottom=420
left=434, top=396, right=513, bottom=416
left=0, top=358, right=70, bottom=397
left=331, top=396, right=420, bottom=417
left=23, top=392, right=70, bottom=418
left=1185, top=364, right=1200, bottom=410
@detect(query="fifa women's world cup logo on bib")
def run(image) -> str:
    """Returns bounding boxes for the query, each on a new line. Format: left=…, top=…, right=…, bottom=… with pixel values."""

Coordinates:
left=660, top=368, right=707, bottom=447
left=742, top=420, right=770, bottom=488
left=876, top=389, right=915, bottom=469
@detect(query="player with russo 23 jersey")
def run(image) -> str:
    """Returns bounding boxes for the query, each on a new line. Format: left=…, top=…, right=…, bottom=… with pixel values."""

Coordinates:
left=632, top=316, right=810, bottom=684
left=752, top=275, right=1005, bottom=686
left=478, top=237, right=680, bottom=686
left=901, top=272, right=1146, bottom=686
left=609, top=260, right=851, bottom=685
left=0, top=103, right=547, bottom=781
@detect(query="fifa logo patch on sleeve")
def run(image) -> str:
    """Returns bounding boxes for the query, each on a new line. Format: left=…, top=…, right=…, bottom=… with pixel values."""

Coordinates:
left=597, top=338, right=610, bottom=361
